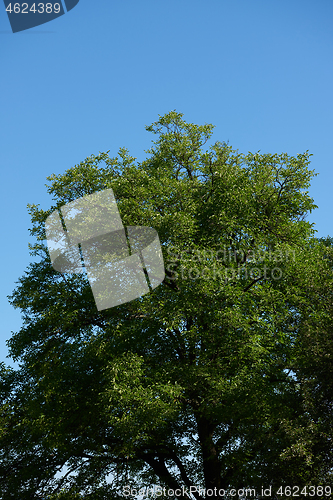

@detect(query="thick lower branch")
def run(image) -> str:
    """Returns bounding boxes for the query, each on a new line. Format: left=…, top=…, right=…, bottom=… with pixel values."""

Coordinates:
left=196, top=415, right=226, bottom=496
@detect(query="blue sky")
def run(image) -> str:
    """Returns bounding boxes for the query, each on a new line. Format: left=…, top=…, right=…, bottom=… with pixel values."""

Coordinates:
left=1, top=0, right=333, bottom=366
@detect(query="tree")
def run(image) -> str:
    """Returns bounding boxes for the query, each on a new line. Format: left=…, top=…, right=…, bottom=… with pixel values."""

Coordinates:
left=1, top=111, right=333, bottom=499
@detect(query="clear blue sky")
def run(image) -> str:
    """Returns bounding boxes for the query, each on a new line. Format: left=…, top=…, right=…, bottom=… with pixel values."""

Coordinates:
left=1, top=0, right=333, bottom=366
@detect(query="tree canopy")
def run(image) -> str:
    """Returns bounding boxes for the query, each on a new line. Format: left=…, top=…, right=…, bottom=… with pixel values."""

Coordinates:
left=1, top=111, right=333, bottom=499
